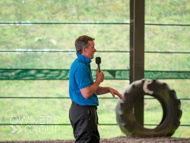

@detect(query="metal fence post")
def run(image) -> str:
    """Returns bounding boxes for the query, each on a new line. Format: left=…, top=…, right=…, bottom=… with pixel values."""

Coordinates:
left=130, top=0, right=145, bottom=125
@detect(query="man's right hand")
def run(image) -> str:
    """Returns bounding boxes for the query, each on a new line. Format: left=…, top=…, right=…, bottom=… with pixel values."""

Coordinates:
left=96, top=68, right=104, bottom=83
left=80, top=68, right=104, bottom=99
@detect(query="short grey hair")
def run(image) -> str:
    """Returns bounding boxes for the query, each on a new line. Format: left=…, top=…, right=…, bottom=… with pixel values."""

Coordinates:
left=75, top=35, right=95, bottom=54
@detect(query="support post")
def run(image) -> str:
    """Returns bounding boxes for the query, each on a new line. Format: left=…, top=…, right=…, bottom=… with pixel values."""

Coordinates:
left=130, top=0, right=145, bottom=125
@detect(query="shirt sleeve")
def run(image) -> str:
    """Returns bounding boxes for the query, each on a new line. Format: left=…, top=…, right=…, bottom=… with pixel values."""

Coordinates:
left=75, top=65, right=91, bottom=89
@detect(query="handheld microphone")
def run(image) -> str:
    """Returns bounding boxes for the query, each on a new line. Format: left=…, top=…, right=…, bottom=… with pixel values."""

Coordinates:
left=95, top=57, right=101, bottom=72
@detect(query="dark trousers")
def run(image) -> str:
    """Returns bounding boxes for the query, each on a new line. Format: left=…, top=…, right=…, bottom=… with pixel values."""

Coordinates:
left=69, top=101, right=100, bottom=143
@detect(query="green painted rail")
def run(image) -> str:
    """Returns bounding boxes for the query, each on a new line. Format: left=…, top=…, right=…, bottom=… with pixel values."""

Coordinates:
left=0, top=50, right=190, bottom=54
left=0, top=69, right=190, bottom=80
left=0, top=22, right=190, bottom=27
left=0, top=123, right=190, bottom=126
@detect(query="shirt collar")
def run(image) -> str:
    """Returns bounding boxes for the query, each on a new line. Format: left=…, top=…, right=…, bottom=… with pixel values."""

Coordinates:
left=77, top=54, right=91, bottom=64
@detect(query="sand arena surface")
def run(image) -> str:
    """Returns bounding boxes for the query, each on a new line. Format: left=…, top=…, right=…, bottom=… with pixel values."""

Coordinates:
left=1, top=136, right=190, bottom=143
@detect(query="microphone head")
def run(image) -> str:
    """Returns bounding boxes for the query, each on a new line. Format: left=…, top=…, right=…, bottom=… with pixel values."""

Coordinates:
left=95, top=57, right=101, bottom=65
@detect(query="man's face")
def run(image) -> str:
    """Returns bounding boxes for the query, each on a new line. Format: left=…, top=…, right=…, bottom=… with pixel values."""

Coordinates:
left=83, top=41, right=96, bottom=59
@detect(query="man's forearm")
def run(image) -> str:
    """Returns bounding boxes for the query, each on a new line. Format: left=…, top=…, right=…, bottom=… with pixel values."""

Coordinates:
left=96, top=86, right=110, bottom=95
left=80, top=79, right=102, bottom=99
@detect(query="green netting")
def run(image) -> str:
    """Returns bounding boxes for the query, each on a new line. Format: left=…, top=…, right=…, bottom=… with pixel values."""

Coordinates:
left=0, top=69, right=190, bottom=80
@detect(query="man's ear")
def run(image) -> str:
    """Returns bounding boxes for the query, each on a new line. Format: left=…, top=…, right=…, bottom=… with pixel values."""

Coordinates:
left=82, top=47, right=86, bottom=54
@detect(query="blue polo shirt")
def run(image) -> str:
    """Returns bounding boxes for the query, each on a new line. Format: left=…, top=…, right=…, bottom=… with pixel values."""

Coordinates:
left=69, top=54, right=99, bottom=106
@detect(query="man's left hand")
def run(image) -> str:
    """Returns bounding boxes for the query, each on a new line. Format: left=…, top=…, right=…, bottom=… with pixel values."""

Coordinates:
left=108, top=87, right=125, bottom=100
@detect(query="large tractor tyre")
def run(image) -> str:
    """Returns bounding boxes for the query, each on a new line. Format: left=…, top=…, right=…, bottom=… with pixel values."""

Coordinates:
left=116, top=79, right=182, bottom=137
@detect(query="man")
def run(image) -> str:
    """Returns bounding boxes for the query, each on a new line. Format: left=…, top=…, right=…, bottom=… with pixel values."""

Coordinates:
left=69, top=35, right=124, bottom=143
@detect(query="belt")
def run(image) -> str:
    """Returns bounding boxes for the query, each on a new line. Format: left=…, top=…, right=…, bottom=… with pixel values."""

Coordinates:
left=72, top=101, right=97, bottom=108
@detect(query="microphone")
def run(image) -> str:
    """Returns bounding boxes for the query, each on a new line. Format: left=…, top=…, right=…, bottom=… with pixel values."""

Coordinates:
left=95, top=57, right=101, bottom=72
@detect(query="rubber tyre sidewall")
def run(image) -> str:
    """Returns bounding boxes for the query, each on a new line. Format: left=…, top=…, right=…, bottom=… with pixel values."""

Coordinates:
left=116, top=79, right=182, bottom=136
